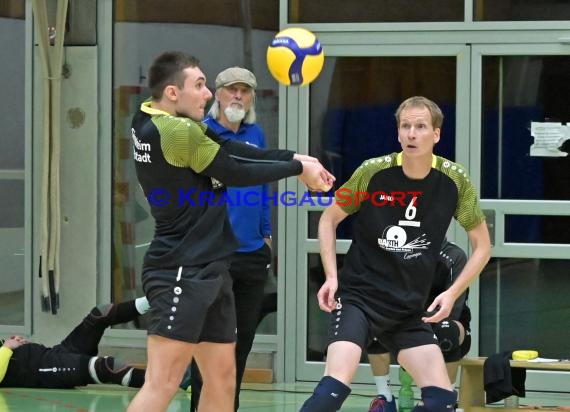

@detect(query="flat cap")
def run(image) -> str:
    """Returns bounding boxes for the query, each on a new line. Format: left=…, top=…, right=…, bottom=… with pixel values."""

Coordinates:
left=215, top=67, right=257, bottom=89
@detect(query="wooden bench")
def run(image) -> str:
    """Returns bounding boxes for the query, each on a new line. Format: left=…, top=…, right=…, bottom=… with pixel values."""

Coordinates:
left=459, top=357, right=570, bottom=412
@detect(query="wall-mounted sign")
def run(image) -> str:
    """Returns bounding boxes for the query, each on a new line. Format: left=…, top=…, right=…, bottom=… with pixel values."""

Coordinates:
left=530, top=122, right=569, bottom=157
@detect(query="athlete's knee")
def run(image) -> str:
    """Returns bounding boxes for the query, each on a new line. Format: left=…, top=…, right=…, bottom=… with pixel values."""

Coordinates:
left=299, top=376, right=351, bottom=412
left=86, top=303, right=115, bottom=325
left=412, top=386, right=457, bottom=412
left=204, top=367, right=235, bottom=393
left=87, top=301, right=140, bottom=327
left=432, top=320, right=461, bottom=362
left=196, top=356, right=235, bottom=398
left=144, top=367, right=184, bottom=396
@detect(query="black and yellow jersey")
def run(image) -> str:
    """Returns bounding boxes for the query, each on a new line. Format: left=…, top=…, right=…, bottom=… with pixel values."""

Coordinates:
left=131, top=101, right=302, bottom=268
left=334, top=152, right=485, bottom=322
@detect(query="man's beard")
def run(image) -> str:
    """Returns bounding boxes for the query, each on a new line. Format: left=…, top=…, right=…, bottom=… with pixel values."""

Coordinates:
left=224, top=106, right=246, bottom=123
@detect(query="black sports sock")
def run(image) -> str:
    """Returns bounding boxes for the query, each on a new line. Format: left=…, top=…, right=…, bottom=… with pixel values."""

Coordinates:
left=128, top=367, right=146, bottom=388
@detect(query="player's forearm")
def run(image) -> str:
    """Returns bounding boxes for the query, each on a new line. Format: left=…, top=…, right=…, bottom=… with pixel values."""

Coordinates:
left=211, top=132, right=295, bottom=162
left=320, top=250, right=338, bottom=280
left=318, top=218, right=339, bottom=280
left=201, top=148, right=302, bottom=187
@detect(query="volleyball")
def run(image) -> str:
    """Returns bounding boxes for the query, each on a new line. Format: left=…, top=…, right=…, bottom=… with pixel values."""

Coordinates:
left=266, top=27, right=324, bottom=86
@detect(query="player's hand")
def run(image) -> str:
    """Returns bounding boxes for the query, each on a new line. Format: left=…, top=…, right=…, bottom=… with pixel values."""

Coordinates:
left=320, top=168, right=335, bottom=188
left=422, top=292, right=454, bottom=323
left=3, top=335, right=28, bottom=350
left=294, top=155, right=336, bottom=189
left=263, top=237, right=272, bottom=248
left=298, top=161, right=334, bottom=192
left=317, top=277, right=338, bottom=312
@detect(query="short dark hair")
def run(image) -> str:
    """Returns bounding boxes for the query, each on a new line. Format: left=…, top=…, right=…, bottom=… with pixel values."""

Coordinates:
left=148, top=51, right=201, bottom=100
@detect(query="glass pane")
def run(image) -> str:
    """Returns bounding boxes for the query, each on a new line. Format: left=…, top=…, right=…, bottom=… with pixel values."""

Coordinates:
left=112, top=1, right=279, bottom=333
left=505, top=215, right=570, bottom=244
left=475, top=0, right=570, bottom=21
left=0, top=2, right=24, bottom=18
left=291, top=0, right=463, bottom=23
left=310, top=56, right=457, bottom=240
left=480, top=258, right=570, bottom=358
left=308, top=211, right=321, bottom=239
left=0, top=0, right=25, bottom=326
left=481, top=56, right=570, bottom=201
left=112, top=85, right=152, bottom=329
left=0, top=226, right=24, bottom=325
left=0, top=181, right=24, bottom=228
left=0, top=2, right=25, bottom=169
left=116, top=0, right=277, bottom=29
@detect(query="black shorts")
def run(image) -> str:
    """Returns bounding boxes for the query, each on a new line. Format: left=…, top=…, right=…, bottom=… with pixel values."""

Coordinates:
left=142, top=260, right=236, bottom=344
left=367, top=316, right=472, bottom=362
left=327, top=299, right=438, bottom=356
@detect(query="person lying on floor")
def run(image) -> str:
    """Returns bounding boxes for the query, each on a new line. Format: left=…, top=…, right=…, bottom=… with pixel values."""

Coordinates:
left=0, top=297, right=150, bottom=389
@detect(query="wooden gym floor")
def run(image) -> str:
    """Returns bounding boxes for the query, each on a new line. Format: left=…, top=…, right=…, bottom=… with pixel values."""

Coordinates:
left=0, top=383, right=374, bottom=412
left=1, top=383, right=569, bottom=412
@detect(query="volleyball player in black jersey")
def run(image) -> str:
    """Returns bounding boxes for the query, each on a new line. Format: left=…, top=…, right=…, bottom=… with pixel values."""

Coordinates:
left=126, top=51, right=333, bottom=412
left=301, top=96, right=491, bottom=412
